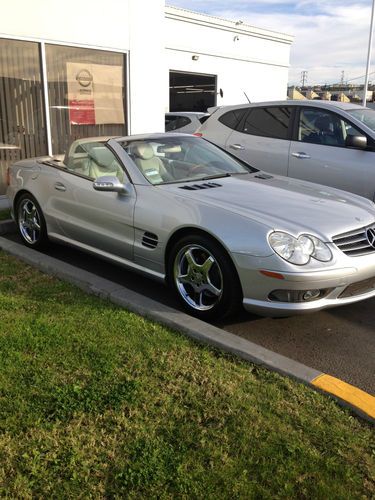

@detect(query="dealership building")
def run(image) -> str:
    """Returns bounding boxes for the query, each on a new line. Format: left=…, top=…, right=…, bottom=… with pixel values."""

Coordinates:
left=0, top=0, right=293, bottom=198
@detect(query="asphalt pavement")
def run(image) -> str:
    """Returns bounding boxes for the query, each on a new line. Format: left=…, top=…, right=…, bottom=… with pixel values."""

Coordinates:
left=4, top=232, right=374, bottom=395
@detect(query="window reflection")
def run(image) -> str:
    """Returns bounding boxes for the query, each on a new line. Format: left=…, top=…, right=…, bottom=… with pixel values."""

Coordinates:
left=0, top=39, right=47, bottom=195
left=45, top=45, right=127, bottom=156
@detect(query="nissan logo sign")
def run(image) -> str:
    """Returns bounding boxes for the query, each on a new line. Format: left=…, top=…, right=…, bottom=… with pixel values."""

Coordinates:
left=76, top=69, right=93, bottom=88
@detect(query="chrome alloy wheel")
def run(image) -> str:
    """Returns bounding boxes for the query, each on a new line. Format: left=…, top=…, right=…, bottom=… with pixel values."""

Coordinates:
left=174, top=244, right=223, bottom=311
left=18, top=198, right=41, bottom=245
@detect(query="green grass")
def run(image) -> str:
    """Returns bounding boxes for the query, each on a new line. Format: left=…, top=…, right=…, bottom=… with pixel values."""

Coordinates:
left=0, top=251, right=374, bottom=498
left=0, top=208, right=10, bottom=221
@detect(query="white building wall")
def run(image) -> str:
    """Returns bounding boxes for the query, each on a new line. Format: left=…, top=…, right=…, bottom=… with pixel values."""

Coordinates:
left=0, top=0, right=130, bottom=51
left=128, top=1, right=166, bottom=133
left=165, top=7, right=293, bottom=108
left=0, top=2, right=293, bottom=132
left=0, top=0, right=166, bottom=134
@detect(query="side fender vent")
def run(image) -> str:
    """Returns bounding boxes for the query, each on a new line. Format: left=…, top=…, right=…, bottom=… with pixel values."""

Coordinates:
left=142, top=231, right=158, bottom=249
left=179, top=182, right=222, bottom=191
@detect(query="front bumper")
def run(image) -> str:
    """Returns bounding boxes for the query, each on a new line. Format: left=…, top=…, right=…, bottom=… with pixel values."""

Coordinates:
left=232, top=251, right=375, bottom=317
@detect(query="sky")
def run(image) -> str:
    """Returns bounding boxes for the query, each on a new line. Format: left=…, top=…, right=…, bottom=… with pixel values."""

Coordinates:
left=168, top=0, right=375, bottom=86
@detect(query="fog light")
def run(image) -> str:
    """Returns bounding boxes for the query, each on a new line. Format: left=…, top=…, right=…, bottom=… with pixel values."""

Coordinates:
left=303, top=289, right=321, bottom=301
left=269, top=288, right=331, bottom=303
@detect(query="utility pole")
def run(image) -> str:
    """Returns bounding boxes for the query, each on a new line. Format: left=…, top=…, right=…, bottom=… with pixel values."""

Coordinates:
left=363, top=0, right=375, bottom=106
left=340, top=71, right=345, bottom=86
left=301, top=70, right=308, bottom=87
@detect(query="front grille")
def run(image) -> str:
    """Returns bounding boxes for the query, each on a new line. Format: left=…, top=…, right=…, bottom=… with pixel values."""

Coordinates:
left=332, top=224, right=375, bottom=257
left=142, top=232, right=158, bottom=249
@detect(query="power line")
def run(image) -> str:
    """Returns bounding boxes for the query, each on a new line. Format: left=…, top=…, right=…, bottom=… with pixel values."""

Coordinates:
left=328, top=70, right=375, bottom=86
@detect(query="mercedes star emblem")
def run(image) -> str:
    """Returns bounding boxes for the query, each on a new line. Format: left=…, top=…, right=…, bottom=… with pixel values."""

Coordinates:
left=366, top=227, right=375, bottom=248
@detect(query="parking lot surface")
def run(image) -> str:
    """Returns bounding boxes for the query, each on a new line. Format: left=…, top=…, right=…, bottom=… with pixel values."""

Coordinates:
left=5, top=234, right=375, bottom=395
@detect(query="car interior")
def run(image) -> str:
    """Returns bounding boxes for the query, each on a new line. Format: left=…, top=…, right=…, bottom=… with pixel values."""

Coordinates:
left=64, top=142, right=124, bottom=181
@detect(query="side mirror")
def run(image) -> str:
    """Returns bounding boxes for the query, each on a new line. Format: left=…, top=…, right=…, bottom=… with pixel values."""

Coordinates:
left=93, top=175, right=129, bottom=194
left=346, top=135, right=367, bottom=149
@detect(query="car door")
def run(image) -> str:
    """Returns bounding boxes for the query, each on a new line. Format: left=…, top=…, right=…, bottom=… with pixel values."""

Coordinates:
left=288, top=106, right=375, bottom=199
left=46, top=143, right=136, bottom=261
left=224, top=106, right=293, bottom=176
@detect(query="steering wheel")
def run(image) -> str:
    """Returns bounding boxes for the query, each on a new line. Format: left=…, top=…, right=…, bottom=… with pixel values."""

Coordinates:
left=188, top=164, right=208, bottom=176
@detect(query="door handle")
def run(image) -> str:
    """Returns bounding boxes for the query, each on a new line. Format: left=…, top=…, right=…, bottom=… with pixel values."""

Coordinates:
left=54, top=182, right=66, bottom=192
left=230, top=144, right=245, bottom=150
left=291, top=152, right=311, bottom=159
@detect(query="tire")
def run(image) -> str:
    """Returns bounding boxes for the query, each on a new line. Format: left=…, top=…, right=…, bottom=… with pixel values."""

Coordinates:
left=16, top=193, right=48, bottom=249
left=168, top=234, right=242, bottom=321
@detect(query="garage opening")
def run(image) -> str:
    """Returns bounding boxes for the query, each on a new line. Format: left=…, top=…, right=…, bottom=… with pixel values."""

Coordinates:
left=169, top=71, right=216, bottom=112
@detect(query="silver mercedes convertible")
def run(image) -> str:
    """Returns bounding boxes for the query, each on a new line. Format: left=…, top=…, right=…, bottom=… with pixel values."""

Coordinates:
left=6, top=133, right=375, bottom=320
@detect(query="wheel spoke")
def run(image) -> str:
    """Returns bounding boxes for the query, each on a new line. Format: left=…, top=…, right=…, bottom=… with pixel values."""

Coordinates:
left=184, top=248, right=199, bottom=269
left=177, top=273, right=190, bottom=284
left=24, top=203, right=32, bottom=216
left=198, top=291, right=205, bottom=307
left=201, top=255, right=214, bottom=275
left=202, top=282, right=221, bottom=297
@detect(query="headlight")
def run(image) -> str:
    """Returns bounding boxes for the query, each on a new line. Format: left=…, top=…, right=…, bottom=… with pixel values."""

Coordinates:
left=269, top=232, right=332, bottom=265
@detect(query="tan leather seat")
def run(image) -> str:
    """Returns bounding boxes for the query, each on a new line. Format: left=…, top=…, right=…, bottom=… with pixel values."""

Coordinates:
left=130, top=142, right=169, bottom=184
left=89, top=147, right=124, bottom=181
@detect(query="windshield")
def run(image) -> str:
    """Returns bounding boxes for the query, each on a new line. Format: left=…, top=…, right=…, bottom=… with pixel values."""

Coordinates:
left=117, top=136, right=255, bottom=185
left=347, top=108, right=375, bottom=132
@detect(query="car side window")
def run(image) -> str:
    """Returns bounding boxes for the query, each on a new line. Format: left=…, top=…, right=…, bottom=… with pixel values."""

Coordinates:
left=218, top=108, right=247, bottom=130
left=199, top=115, right=209, bottom=124
left=165, top=116, right=191, bottom=131
left=240, top=107, right=291, bottom=140
left=64, top=141, right=124, bottom=182
left=298, top=108, right=364, bottom=148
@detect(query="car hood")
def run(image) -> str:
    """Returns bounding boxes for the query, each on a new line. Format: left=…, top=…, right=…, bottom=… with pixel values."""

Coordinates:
left=161, top=173, right=375, bottom=239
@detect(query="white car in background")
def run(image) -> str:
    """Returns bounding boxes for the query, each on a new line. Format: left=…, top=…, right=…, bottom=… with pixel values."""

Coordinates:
left=165, top=112, right=210, bottom=133
left=196, top=100, right=375, bottom=200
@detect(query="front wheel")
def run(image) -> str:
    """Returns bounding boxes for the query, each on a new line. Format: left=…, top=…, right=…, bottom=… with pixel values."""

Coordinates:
left=16, top=193, right=48, bottom=249
left=168, top=234, right=242, bottom=321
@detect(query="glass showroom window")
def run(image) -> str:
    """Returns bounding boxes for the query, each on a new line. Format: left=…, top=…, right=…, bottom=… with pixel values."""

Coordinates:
left=0, top=39, right=47, bottom=195
left=45, top=45, right=127, bottom=156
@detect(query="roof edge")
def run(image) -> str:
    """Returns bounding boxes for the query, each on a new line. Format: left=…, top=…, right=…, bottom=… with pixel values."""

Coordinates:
left=165, top=5, right=294, bottom=44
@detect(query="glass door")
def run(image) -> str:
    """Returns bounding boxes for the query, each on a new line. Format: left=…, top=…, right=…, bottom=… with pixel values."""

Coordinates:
left=0, top=39, right=47, bottom=195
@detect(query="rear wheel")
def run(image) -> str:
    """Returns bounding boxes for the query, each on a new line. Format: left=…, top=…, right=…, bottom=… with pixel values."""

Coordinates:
left=169, top=234, right=242, bottom=321
left=16, top=193, right=48, bottom=249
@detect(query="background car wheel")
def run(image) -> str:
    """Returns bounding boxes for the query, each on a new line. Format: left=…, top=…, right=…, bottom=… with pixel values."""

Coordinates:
left=169, top=234, right=242, bottom=321
left=16, top=193, right=48, bottom=249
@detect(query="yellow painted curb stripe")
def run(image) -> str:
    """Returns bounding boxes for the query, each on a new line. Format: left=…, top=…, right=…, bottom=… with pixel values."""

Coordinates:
left=312, top=374, right=375, bottom=420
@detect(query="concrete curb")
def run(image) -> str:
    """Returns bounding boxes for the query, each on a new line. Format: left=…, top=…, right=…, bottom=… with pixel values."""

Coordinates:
left=0, top=228, right=374, bottom=425
left=0, top=219, right=16, bottom=236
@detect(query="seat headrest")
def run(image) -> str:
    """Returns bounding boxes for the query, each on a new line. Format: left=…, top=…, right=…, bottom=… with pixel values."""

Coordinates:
left=131, top=142, right=154, bottom=160
left=314, top=116, right=332, bottom=132
left=90, top=147, right=114, bottom=167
